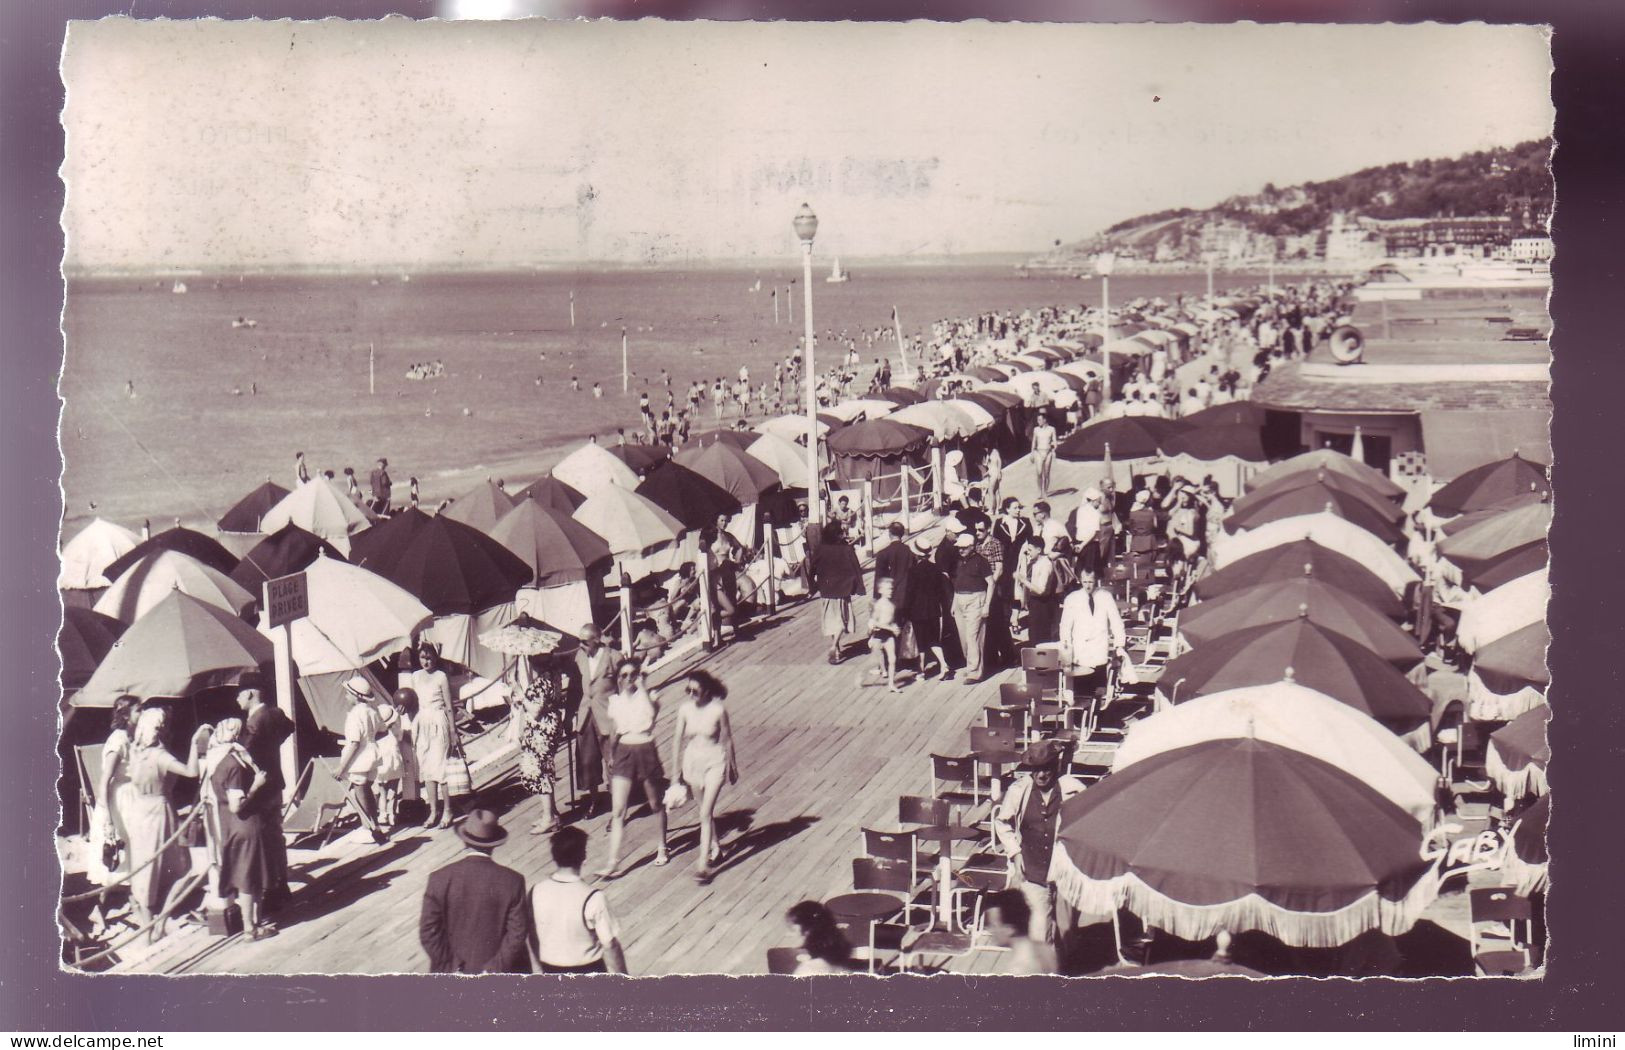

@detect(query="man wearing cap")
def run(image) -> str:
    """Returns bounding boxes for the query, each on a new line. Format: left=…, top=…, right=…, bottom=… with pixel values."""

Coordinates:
left=1057, top=567, right=1128, bottom=704
left=948, top=530, right=995, bottom=684
left=332, top=675, right=387, bottom=846
left=368, top=457, right=392, bottom=515
left=419, top=809, right=531, bottom=974
left=992, top=741, right=1085, bottom=945
left=572, top=624, right=617, bottom=811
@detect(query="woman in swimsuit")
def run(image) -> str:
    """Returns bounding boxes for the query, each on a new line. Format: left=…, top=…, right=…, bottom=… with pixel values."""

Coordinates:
left=670, top=670, right=738, bottom=885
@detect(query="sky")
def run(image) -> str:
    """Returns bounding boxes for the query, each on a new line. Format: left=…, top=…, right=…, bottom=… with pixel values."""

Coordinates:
left=60, top=19, right=1554, bottom=270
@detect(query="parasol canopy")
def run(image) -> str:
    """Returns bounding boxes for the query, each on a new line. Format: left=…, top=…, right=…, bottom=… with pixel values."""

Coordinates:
left=103, top=527, right=238, bottom=582
left=1180, top=582, right=1423, bottom=670
left=1472, top=620, right=1550, bottom=696
left=1232, top=469, right=1402, bottom=524
left=552, top=442, right=640, bottom=498
left=478, top=612, right=579, bottom=657
left=74, top=590, right=273, bottom=707
left=216, top=480, right=292, bottom=534
left=258, top=478, right=374, bottom=554
left=1225, top=481, right=1403, bottom=542
left=59, top=607, right=128, bottom=693
left=1162, top=424, right=1267, bottom=463
left=885, top=400, right=984, bottom=441
left=512, top=475, right=586, bottom=513
left=359, top=514, right=533, bottom=616
left=440, top=478, right=518, bottom=534
left=636, top=462, right=743, bottom=530
left=1428, top=452, right=1550, bottom=517
left=487, top=499, right=613, bottom=587
left=94, top=550, right=257, bottom=625
left=825, top=418, right=932, bottom=457
left=573, top=485, right=685, bottom=559
left=59, top=518, right=142, bottom=590
left=961, top=388, right=1021, bottom=411
left=679, top=429, right=757, bottom=452
left=1056, top=416, right=1192, bottom=461
left=264, top=553, right=433, bottom=674
left=1486, top=705, right=1550, bottom=800
left=940, top=398, right=1000, bottom=432
left=1211, top=513, right=1418, bottom=595
left=1194, top=538, right=1405, bottom=608
left=1512, top=794, right=1549, bottom=867
left=1180, top=401, right=1269, bottom=429
left=874, top=386, right=926, bottom=406
left=1052, top=738, right=1438, bottom=948
left=966, top=366, right=1007, bottom=383
left=229, top=523, right=347, bottom=592
left=754, top=413, right=830, bottom=445
left=1460, top=540, right=1548, bottom=593
left=608, top=442, right=674, bottom=472
left=348, top=506, right=433, bottom=567
left=1055, top=360, right=1105, bottom=382
left=1438, top=490, right=1547, bottom=536
left=674, top=442, right=781, bottom=503
left=822, top=398, right=898, bottom=424
left=1456, top=568, right=1547, bottom=654
left=744, top=433, right=811, bottom=489
left=1245, top=448, right=1405, bottom=501
left=1157, top=618, right=1432, bottom=740
left=1117, top=682, right=1439, bottom=823
left=1437, top=501, right=1550, bottom=568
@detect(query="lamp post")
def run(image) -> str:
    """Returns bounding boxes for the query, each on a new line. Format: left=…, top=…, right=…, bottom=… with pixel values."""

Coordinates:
left=1096, top=251, right=1116, bottom=405
left=794, top=203, right=821, bottom=525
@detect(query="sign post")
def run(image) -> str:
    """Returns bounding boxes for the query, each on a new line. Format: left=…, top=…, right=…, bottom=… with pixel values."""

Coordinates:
left=263, top=572, right=309, bottom=803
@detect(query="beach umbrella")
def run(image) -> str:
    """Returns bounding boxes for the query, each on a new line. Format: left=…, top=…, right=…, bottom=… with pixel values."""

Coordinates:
left=966, top=366, right=1006, bottom=383
left=360, top=514, right=534, bottom=616
left=915, top=374, right=978, bottom=399
left=1056, top=417, right=1192, bottom=461
left=876, top=386, right=926, bottom=406
left=574, top=486, right=685, bottom=559
left=1100, top=338, right=1153, bottom=359
left=258, top=478, right=374, bottom=554
left=1156, top=617, right=1432, bottom=739
left=674, top=442, right=781, bottom=503
left=74, top=590, right=273, bottom=707
left=1456, top=568, right=1547, bottom=655
left=1462, top=541, right=1548, bottom=593
left=1025, top=348, right=1067, bottom=363
left=1245, top=448, right=1404, bottom=501
left=478, top=612, right=578, bottom=658
left=1439, top=490, right=1547, bottom=536
left=1486, top=705, right=1550, bottom=800
left=1014, top=353, right=1053, bottom=370
left=1428, top=452, right=1550, bottom=517
left=1117, top=682, right=1439, bottom=823
left=1503, top=794, right=1550, bottom=895
left=1225, top=482, right=1403, bottom=542
left=229, top=523, right=346, bottom=593
left=679, top=429, right=755, bottom=452
left=755, top=413, right=830, bottom=445
left=1195, top=538, right=1404, bottom=608
left=825, top=418, right=932, bottom=456
left=1473, top=620, right=1550, bottom=696
left=636, top=462, right=742, bottom=530
left=487, top=499, right=613, bottom=587
left=1052, top=738, right=1438, bottom=948
left=822, top=398, right=897, bottom=424
left=1438, top=501, right=1550, bottom=570
left=216, top=480, right=292, bottom=534
left=58, top=518, right=141, bottom=590
left=1055, top=360, right=1105, bottom=381
left=265, top=553, right=433, bottom=674
left=940, top=399, right=1000, bottom=432
left=745, top=433, right=811, bottom=489
left=59, top=607, right=128, bottom=693
left=960, top=389, right=1022, bottom=413
left=348, top=506, right=433, bottom=567
left=103, top=527, right=238, bottom=582
left=998, top=360, right=1035, bottom=374
left=885, top=400, right=983, bottom=441
left=607, top=442, right=674, bottom=472
left=439, top=478, right=517, bottom=534
left=1181, top=401, right=1269, bottom=429
left=1001, top=371, right=1074, bottom=398
left=1211, top=513, right=1417, bottom=595
left=94, top=549, right=257, bottom=624
left=1180, top=581, right=1423, bottom=670
left=513, top=475, right=586, bottom=513
left=552, top=442, right=640, bottom=498
left=1162, top=423, right=1267, bottom=463
left=1233, top=469, right=1402, bottom=525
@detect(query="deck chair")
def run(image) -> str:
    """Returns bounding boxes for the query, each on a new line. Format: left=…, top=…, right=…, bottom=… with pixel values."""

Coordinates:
left=1468, top=887, right=1535, bottom=975
left=281, top=757, right=351, bottom=849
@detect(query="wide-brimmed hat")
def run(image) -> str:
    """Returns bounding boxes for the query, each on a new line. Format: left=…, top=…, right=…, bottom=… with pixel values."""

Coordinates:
left=343, top=674, right=374, bottom=700
left=913, top=527, right=944, bottom=553
left=1019, top=739, right=1062, bottom=771
left=455, top=809, right=509, bottom=848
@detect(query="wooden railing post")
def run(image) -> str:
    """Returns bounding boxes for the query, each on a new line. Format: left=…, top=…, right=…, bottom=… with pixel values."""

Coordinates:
left=697, top=550, right=715, bottom=649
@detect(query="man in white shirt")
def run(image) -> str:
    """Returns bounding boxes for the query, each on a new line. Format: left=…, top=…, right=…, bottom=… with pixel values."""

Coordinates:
left=1057, top=568, right=1127, bottom=702
left=529, top=827, right=628, bottom=974
left=1031, top=500, right=1069, bottom=552
left=1070, top=488, right=1107, bottom=573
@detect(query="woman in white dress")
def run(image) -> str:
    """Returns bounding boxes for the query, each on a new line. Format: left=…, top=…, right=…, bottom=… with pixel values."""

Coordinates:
left=670, top=670, right=738, bottom=885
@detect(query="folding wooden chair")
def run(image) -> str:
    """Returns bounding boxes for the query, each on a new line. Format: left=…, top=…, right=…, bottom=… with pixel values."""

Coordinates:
left=1468, top=887, right=1535, bottom=975
left=281, top=757, right=351, bottom=849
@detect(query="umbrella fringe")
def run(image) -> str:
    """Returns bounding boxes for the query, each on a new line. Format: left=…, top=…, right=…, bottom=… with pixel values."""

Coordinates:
left=1050, top=848, right=1441, bottom=949
left=1465, top=670, right=1546, bottom=723
left=1500, top=847, right=1549, bottom=897
left=1485, top=741, right=1549, bottom=799
left=1396, top=721, right=1433, bottom=754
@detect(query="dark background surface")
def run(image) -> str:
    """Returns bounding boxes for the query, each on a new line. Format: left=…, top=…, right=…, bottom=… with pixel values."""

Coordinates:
left=4, top=0, right=1622, bottom=1031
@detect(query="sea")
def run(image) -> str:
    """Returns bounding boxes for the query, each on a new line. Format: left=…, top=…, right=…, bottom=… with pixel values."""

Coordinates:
left=58, top=264, right=1262, bottom=535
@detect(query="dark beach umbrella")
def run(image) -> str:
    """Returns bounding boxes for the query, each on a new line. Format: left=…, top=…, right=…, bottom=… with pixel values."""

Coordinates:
left=876, top=387, right=926, bottom=406
left=1462, top=540, right=1548, bottom=592
left=1180, top=583, right=1423, bottom=670
left=1225, top=481, right=1403, bottom=542
left=1246, top=449, right=1405, bottom=501
left=679, top=429, right=756, bottom=452
left=1428, top=452, right=1550, bottom=517
left=1002, top=360, right=1035, bottom=374
left=1473, top=620, right=1550, bottom=695
left=960, top=389, right=1021, bottom=413
left=360, top=514, right=532, bottom=615
left=103, top=527, right=238, bottom=582
left=1181, top=401, right=1270, bottom=429
left=607, top=443, right=672, bottom=473
left=348, top=506, right=433, bottom=566
left=1053, top=738, right=1436, bottom=947
left=216, top=480, right=292, bottom=534
left=514, top=475, right=586, bottom=513
left=74, top=590, right=272, bottom=708
left=1195, top=539, right=1403, bottom=614
left=635, top=463, right=742, bottom=530
left=1158, top=617, right=1432, bottom=734
left=675, top=442, right=782, bottom=502
left=1055, top=372, right=1092, bottom=395
left=1439, top=490, right=1547, bottom=536
left=440, top=478, right=518, bottom=534
left=967, top=366, right=1006, bottom=382
left=229, top=523, right=346, bottom=592
left=825, top=419, right=932, bottom=456
left=1438, top=501, right=1551, bottom=568
left=1512, top=794, right=1549, bottom=866
left=1163, top=423, right=1267, bottom=463
left=1056, top=417, right=1192, bottom=461
left=487, top=499, right=613, bottom=587
left=1488, top=705, right=1550, bottom=799
left=60, top=607, right=127, bottom=692
left=1234, top=468, right=1402, bottom=522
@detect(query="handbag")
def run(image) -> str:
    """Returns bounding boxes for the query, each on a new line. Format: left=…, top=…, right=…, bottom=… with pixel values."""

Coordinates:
left=444, top=724, right=474, bottom=797
left=663, top=781, right=691, bottom=810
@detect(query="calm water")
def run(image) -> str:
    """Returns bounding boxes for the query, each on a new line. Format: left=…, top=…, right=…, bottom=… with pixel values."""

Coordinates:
left=60, top=265, right=1241, bottom=532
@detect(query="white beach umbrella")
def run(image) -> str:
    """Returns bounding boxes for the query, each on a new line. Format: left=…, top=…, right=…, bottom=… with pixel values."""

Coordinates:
left=573, top=485, right=684, bottom=559
left=940, top=398, right=999, bottom=432
left=755, top=413, right=830, bottom=444
left=1056, top=360, right=1106, bottom=381
left=259, top=478, right=373, bottom=554
left=1456, top=568, right=1548, bottom=655
left=261, top=552, right=433, bottom=674
left=59, top=518, right=141, bottom=590
left=886, top=400, right=982, bottom=441
left=552, top=442, right=640, bottom=498
left=745, top=433, right=811, bottom=488
left=1211, top=512, right=1417, bottom=595
left=93, top=549, right=255, bottom=624
left=822, top=399, right=897, bottom=423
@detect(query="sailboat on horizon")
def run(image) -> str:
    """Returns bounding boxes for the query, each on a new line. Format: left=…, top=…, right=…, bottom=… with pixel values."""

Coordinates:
left=825, top=256, right=851, bottom=284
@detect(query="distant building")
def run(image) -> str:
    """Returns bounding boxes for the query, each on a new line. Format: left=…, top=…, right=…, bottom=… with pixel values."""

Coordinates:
left=1510, top=236, right=1554, bottom=262
left=1324, top=214, right=1384, bottom=262
left=1364, top=215, right=1513, bottom=258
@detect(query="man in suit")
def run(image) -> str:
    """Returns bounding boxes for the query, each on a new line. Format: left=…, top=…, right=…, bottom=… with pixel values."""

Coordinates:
left=419, top=809, right=530, bottom=974
left=572, top=623, right=618, bottom=810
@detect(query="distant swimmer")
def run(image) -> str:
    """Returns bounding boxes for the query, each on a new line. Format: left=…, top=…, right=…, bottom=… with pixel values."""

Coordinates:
left=295, top=451, right=311, bottom=485
left=592, top=382, right=603, bottom=399
left=571, top=376, right=580, bottom=392
left=125, top=380, right=136, bottom=399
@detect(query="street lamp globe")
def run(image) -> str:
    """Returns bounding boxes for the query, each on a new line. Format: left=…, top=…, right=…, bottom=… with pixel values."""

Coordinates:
left=1095, top=251, right=1117, bottom=277
left=794, top=203, right=819, bottom=244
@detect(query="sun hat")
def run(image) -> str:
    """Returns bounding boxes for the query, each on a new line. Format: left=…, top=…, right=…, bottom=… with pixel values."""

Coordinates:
left=1019, top=739, right=1062, bottom=771
left=1083, top=487, right=1103, bottom=502
left=454, top=809, right=509, bottom=848
left=343, top=674, right=374, bottom=700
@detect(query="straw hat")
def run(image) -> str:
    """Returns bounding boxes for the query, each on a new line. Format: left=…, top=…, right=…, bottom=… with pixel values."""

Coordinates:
left=343, top=674, right=374, bottom=701
left=454, top=809, right=509, bottom=849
